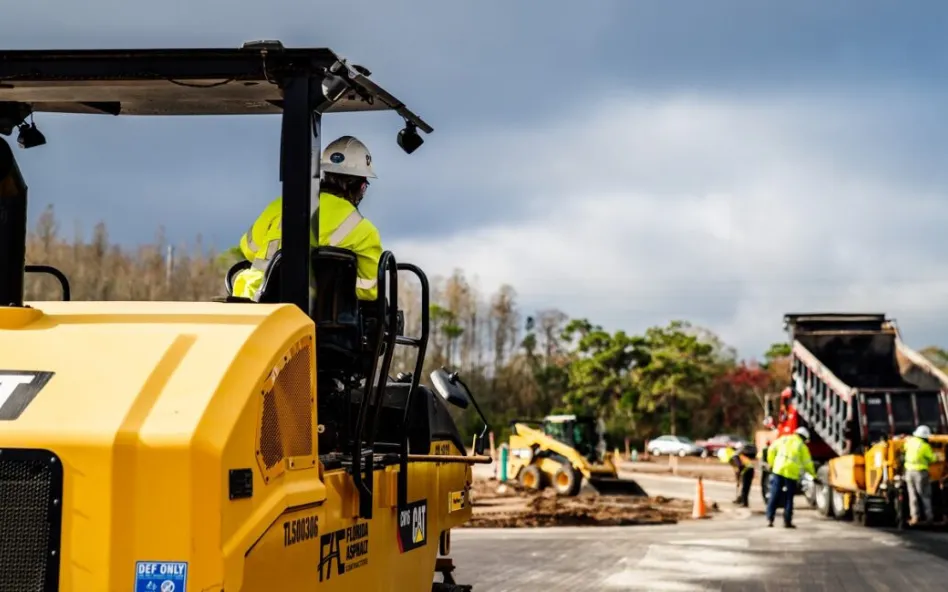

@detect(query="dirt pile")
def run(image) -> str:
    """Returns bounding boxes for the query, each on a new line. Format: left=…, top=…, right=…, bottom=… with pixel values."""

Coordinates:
left=462, top=479, right=701, bottom=528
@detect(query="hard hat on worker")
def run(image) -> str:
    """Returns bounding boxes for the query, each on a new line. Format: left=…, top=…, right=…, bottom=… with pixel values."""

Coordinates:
left=794, top=427, right=810, bottom=441
left=914, top=425, right=932, bottom=440
left=321, top=135, right=377, bottom=179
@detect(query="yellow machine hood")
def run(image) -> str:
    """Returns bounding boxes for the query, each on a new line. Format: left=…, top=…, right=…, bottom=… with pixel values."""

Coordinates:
left=0, top=301, right=303, bottom=439
left=0, top=300, right=321, bottom=590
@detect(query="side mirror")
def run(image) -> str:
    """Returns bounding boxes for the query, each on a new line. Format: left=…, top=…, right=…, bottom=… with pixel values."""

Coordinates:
left=430, top=368, right=470, bottom=410
left=430, top=367, right=490, bottom=456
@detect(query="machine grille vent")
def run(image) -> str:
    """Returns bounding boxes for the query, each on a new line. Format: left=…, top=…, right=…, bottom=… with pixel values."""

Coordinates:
left=0, top=449, right=62, bottom=592
left=258, top=339, right=314, bottom=474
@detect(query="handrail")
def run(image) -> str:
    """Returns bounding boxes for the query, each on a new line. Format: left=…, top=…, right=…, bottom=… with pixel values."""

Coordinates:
left=224, top=260, right=251, bottom=296
left=407, top=454, right=492, bottom=464
left=25, top=265, right=70, bottom=301
left=350, top=250, right=397, bottom=519
left=394, top=262, right=430, bottom=509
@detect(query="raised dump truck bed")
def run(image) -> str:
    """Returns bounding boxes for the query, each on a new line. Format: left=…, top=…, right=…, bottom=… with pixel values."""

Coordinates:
left=787, top=313, right=948, bottom=459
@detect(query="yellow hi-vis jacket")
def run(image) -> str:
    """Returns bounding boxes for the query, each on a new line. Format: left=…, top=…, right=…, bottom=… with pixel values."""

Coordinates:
left=233, top=192, right=382, bottom=301
left=766, top=434, right=815, bottom=481
left=904, top=436, right=936, bottom=472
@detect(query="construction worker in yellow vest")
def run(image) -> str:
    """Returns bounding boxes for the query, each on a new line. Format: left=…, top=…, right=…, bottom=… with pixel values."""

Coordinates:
left=904, top=425, right=937, bottom=526
left=232, top=136, right=382, bottom=302
left=719, top=444, right=755, bottom=507
left=764, top=427, right=815, bottom=528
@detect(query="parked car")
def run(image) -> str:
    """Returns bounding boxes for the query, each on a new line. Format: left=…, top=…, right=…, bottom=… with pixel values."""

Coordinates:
left=695, top=433, right=749, bottom=458
left=646, top=435, right=706, bottom=457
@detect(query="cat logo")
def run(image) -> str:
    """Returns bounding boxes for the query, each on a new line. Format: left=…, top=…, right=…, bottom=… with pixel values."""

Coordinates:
left=0, top=371, right=54, bottom=420
left=396, top=499, right=427, bottom=553
left=448, top=489, right=469, bottom=513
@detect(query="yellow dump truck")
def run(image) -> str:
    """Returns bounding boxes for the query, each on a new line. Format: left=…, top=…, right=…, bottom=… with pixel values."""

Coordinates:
left=778, top=314, right=948, bottom=528
left=506, top=415, right=643, bottom=496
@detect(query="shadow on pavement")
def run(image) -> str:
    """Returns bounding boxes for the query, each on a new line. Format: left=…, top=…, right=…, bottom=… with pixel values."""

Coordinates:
left=883, top=526, right=948, bottom=562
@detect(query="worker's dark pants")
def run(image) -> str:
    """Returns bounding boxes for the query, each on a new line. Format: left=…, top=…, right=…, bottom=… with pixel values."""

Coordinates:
left=738, top=468, right=754, bottom=507
left=765, top=473, right=797, bottom=525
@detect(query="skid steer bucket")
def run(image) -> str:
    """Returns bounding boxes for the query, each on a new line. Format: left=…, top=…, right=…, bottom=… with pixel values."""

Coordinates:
left=588, top=475, right=647, bottom=496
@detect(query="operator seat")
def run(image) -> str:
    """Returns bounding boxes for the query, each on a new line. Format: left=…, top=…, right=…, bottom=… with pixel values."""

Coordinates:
left=224, top=247, right=400, bottom=455
left=307, top=247, right=369, bottom=453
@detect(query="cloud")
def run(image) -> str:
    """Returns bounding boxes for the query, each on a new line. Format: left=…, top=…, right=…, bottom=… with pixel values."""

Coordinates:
left=8, top=2, right=948, bottom=357
left=387, top=90, right=948, bottom=357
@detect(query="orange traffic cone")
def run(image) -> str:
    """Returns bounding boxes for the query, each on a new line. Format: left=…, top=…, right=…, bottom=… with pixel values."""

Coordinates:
left=692, top=477, right=708, bottom=519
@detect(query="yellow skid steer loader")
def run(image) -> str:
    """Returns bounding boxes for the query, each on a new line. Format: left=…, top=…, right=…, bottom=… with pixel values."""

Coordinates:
left=0, top=40, right=491, bottom=592
left=506, top=415, right=644, bottom=496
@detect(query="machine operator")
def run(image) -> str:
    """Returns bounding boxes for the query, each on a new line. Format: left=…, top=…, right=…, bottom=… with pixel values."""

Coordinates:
left=232, top=135, right=382, bottom=302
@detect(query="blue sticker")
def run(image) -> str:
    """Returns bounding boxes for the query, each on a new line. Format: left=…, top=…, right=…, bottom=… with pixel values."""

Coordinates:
left=135, top=561, right=188, bottom=592
left=329, top=152, right=345, bottom=164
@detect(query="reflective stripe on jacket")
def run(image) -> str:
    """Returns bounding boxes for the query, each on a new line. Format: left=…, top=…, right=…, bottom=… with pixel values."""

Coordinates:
left=904, top=436, right=936, bottom=472
left=239, top=198, right=281, bottom=261
left=766, top=434, right=814, bottom=481
left=232, top=192, right=382, bottom=301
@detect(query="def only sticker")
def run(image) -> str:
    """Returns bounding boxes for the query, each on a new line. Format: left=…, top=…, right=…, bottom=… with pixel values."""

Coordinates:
left=135, top=561, right=188, bottom=592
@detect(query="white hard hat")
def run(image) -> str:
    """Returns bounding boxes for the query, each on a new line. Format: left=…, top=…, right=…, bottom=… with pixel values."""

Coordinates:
left=795, top=427, right=810, bottom=440
left=914, top=425, right=932, bottom=439
left=321, top=135, right=377, bottom=179
left=717, top=448, right=729, bottom=461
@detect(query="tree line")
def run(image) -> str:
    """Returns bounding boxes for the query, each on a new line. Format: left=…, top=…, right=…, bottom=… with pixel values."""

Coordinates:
left=24, top=207, right=803, bottom=445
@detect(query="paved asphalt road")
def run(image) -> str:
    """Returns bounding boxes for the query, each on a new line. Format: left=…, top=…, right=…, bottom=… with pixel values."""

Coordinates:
left=456, top=466, right=948, bottom=591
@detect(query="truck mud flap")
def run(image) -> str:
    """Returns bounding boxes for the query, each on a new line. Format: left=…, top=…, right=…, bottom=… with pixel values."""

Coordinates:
left=588, top=476, right=647, bottom=496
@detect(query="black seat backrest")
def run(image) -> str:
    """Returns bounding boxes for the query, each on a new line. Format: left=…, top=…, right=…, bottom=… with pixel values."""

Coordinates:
left=234, top=248, right=362, bottom=361
left=310, top=247, right=362, bottom=364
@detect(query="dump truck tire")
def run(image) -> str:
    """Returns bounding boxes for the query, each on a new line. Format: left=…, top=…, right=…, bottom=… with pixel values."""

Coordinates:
left=803, top=477, right=818, bottom=508
left=815, top=466, right=832, bottom=517
left=760, top=467, right=771, bottom=504
left=894, top=485, right=909, bottom=530
left=519, top=464, right=543, bottom=492
left=551, top=464, right=582, bottom=496
left=831, top=489, right=851, bottom=521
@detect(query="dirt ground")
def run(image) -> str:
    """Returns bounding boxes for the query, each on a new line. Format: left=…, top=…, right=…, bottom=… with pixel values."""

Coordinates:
left=463, top=478, right=711, bottom=528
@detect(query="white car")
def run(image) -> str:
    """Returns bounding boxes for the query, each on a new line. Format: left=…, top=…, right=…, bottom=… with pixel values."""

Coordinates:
left=647, top=435, right=706, bottom=457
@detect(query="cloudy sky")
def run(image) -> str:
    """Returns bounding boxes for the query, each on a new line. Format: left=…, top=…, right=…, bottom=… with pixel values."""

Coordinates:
left=4, top=1, right=948, bottom=357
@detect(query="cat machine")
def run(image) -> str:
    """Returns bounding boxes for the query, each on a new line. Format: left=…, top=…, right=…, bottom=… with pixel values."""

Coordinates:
left=506, top=415, right=644, bottom=496
left=0, top=40, right=490, bottom=591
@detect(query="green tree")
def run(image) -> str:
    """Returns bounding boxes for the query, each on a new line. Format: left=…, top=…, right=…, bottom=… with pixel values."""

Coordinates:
left=763, top=342, right=792, bottom=365
left=920, top=346, right=948, bottom=373
left=560, top=319, right=649, bottom=426
left=634, top=320, right=717, bottom=436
